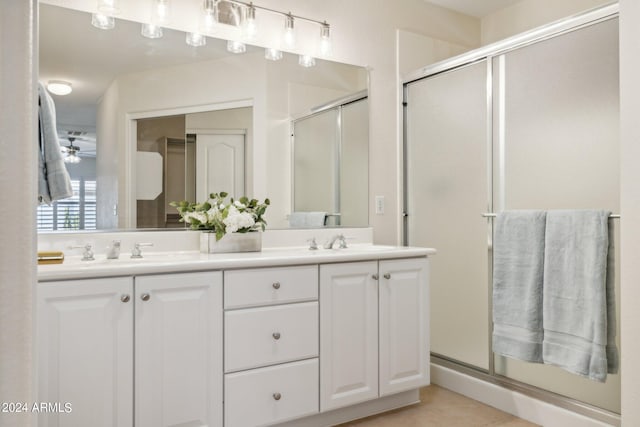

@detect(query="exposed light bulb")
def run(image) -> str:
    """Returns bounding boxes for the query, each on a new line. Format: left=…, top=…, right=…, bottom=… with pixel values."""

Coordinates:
left=186, top=32, right=206, bottom=47
left=227, top=40, right=246, bottom=54
left=91, top=13, right=115, bottom=30
left=97, top=0, right=120, bottom=15
left=244, top=3, right=257, bottom=40
left=202, top=0, right=218, bottom=32
left=47, top=81, right=73, bottom=96
left=141, top=23, right=163, bottom=39
left=298, top=54, right=316, bottom=68
left=154, top=0, right=170, bottom=24
left=320, top=22, right=331, bottom=56
left=265, top=48, right=283, bottom=61
left=283, top=13, right=295, bottom=48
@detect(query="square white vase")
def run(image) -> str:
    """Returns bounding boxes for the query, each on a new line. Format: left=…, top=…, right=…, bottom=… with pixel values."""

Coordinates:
left=200, top=231, right=262, bottom=253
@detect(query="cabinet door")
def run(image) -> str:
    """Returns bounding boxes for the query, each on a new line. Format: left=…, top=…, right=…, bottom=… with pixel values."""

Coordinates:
left=135, top=272, right=223, bottom=427
left=379, top=258, right=430, bottom=396
left=37, top=278, right=133, bottom=427
left=320, top=261, right=378, bottom=411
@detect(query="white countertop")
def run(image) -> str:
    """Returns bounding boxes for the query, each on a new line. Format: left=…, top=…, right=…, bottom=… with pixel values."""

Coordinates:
left=38, top=245, right=436, bottom=282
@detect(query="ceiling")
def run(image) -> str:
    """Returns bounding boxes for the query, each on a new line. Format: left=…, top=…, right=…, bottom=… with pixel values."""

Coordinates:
left=423, top=0, right=522, bottom=18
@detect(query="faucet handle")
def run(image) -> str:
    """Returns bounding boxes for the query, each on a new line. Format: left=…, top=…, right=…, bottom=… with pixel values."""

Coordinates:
left=131, top=242, right=154, bottom=259
left=70, top=244, right=94, bottom=261
left=307, top=238, right=318, bottom=250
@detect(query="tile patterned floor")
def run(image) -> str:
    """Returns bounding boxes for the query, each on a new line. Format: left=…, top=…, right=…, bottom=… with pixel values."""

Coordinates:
left=336, top=385, right=539, bottom=427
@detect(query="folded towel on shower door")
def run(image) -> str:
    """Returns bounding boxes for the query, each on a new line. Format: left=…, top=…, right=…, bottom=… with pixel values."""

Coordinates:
left=492, top=210, right=546, bottom=363
left=288, top=211, right=327, bottom=227
left=542, top=210, right=618, bottom=382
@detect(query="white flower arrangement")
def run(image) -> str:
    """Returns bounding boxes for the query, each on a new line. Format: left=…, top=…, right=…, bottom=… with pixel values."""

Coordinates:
left=170, top=192, right=270, bottom=241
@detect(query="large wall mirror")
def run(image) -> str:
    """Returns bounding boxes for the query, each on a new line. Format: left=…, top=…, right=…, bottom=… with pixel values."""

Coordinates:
left=38, top=3, right=369, bottom=232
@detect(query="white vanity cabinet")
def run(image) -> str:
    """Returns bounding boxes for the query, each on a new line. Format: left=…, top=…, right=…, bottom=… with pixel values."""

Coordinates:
left=320, top=257, right=430, bottom=411
left=223, top=265, right=320, bottom=427
left=37, top=277, right=134, bottom=427
left=36, top=245, right=433, bottom=427
left=37, top=271, right=223, bottom=427
left=135, top=272, right=223, bottom=427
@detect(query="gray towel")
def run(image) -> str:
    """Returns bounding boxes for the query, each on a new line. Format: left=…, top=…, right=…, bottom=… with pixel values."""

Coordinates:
left=288, top=212, right=327, bottom=228
left=542, top=210, right=618, bottom=382
left=492, top=210, right=546, bottom=363
left=38, top=82, right=73, bottom=204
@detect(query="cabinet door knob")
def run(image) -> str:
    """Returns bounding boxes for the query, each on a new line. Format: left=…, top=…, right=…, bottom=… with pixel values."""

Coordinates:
left=273, top=392, right=282, bottom=401
left=141, top=293, right=151, bottom=301
left=384, top=273, right=391, bottom=280
left=272, top=282, right=281, bottom=290
left=372, top=274, right=379, bottom=280
left=121, top=294, right=130, bottom=303
left=272, top=332, right=281, bottom=340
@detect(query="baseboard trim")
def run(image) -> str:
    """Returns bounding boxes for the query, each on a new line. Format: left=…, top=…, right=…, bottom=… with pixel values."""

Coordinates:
left=431, top=363, right=618, bottom=427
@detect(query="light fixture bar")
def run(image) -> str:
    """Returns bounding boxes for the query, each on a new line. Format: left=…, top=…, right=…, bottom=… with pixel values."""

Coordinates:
left=225, top=0, right=328, bottom=27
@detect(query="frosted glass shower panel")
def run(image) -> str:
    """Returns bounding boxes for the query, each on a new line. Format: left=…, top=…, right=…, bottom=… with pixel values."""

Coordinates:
left=494, top=18, right=620, bottom=413
left=340, top=99, right=369, bottom=227
left=293, top=109, right=339, bottom=216
left=405, top=61, right=490, bottom=369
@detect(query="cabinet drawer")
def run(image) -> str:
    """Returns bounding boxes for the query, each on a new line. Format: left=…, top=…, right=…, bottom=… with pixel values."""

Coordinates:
left=224, top=265, right=318, bottom=309
left=225, top=358, right=319, bottom=427
left=225, top=302, right=318, bottom=372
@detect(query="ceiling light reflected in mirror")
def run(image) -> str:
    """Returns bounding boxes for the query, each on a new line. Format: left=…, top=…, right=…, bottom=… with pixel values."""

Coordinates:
left=47, top=80, right=72, bottom=96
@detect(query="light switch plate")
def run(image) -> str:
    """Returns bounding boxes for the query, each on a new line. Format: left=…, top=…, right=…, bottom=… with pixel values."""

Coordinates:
left=375, top=196, right=384, bottom=215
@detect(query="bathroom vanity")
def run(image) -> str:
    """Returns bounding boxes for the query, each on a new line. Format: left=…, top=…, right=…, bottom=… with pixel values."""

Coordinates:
left=37, top=239, right=434, bottom=427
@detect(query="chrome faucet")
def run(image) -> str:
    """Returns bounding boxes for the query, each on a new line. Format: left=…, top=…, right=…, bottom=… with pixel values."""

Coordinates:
left=70, top=244, right=94, bottom=261
left=131, top=242, right=154, bottom=259
left=106, top=240, right=121, bottom=259
left=324, top=234, right=346, bottom=249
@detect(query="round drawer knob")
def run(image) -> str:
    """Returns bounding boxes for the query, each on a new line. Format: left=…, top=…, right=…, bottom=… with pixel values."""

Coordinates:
left=121, top=294, right=130, bottom=303
left=372, top=274, right=379, bottom=280
left=272, top=332, right=281, bottom=340
left=141, top=293, right=151, bottom=301
left=273, top=392, right=282, bottom=401
left=272, top=282, right=281, bottom=290
left=384, top=273, right=391, bottom=280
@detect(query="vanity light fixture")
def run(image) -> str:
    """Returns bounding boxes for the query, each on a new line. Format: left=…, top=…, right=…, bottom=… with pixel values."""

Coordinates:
left=243, top=2, right=257, bottom=39
left=319, top=22, right=331, bottom=56
left=283, top=13, right=296, bottom=48
left=186, top=32, right=207, bottom=47
left=141, top=23, right=163, bottom=39
left=153, top=0, right=171, bottom=24
left=202, top=0, right=219, bottom=32
left=265, top=48, right=283, bottom=61
left=227, top=40, right=246, bottom=53
left=298, top=54, right=316, bottom=68
left=91, top=13, right=115, bottom=30
left=47, top=81, right=73, bottom=96
left=97, top=0, right=120, bottom=15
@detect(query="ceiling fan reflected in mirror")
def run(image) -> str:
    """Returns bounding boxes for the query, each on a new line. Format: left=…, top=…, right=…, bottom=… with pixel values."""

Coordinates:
left=59, top=131, right=97, bottom=164
left=61, top=137, right=81, bottom=164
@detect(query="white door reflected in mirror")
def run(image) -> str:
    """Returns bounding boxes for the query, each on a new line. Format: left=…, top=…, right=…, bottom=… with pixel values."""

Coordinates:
left=196, top=134, right=245, bottom=202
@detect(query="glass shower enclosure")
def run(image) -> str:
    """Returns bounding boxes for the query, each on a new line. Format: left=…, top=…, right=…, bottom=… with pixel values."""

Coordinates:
left=404, top=7, right=620, bottom=423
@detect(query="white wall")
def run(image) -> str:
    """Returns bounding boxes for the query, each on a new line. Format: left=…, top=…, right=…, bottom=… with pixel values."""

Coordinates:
left=481, top=0, right=613, bottom=44
left=619, top=1, right=640, bottom=424
left=0, top=2, right=36, bottom=426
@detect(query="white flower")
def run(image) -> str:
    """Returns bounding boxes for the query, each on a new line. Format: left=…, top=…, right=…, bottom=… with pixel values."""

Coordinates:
left=191, top=211, right=208, bottom=224
left=234, top=200, right=246, bottom=209
left=224, top=205, right=255, bottom=233
left=181, top=212, right=194, bottom=223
